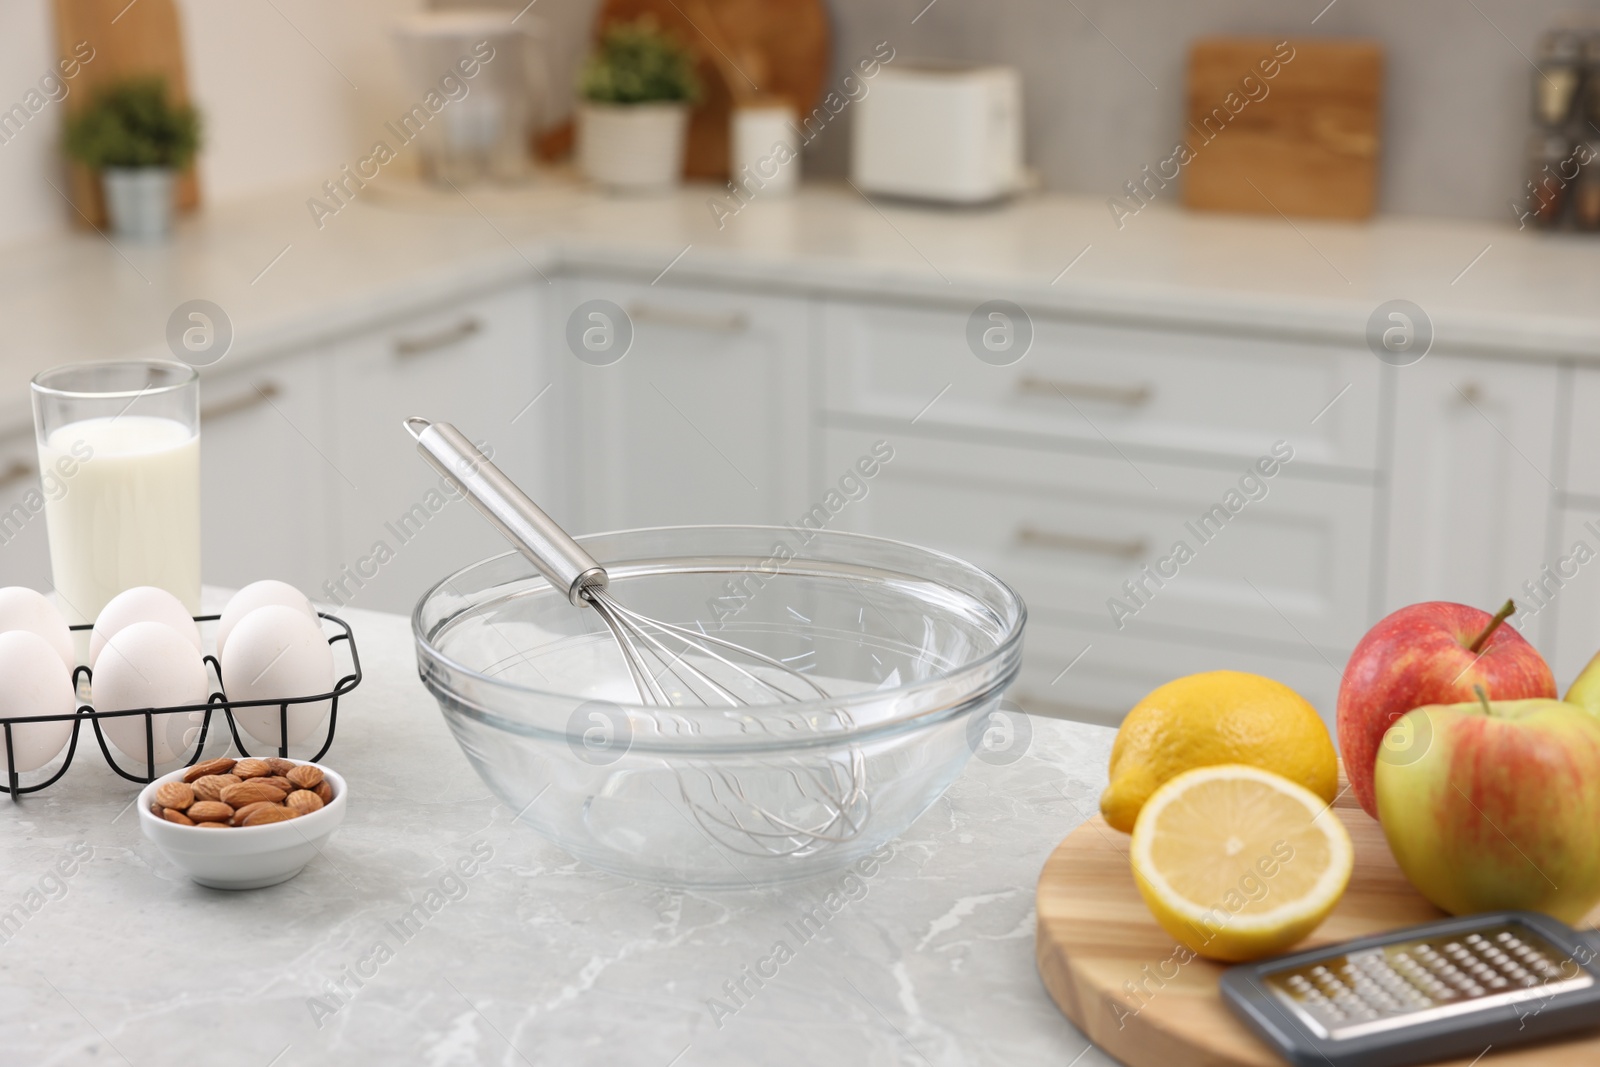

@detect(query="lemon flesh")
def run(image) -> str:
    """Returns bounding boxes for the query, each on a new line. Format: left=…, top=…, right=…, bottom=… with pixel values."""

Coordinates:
left=1102, top=670, right=1337, bottom=833
left=1130, top=764, right=1353, bottom=962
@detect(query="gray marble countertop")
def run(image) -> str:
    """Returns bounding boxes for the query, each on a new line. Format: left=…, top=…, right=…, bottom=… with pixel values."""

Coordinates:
left=0, top=603, right=1121, bottom=1067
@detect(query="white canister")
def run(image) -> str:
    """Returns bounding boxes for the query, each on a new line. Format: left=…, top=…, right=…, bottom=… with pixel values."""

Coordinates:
left=730, top=102, right=800, bottom=196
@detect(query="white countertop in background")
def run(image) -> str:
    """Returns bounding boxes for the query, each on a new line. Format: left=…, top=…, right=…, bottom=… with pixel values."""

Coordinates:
left=0, top=602, right=1119, bottom=1067
left=0, top=175, right=1596, bottom=430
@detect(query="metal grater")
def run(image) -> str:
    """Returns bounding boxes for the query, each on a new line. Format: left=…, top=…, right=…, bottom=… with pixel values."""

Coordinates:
left=1220, top=911, right=1600, bottom=1067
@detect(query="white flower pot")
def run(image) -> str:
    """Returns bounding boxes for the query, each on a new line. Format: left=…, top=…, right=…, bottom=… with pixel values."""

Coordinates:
left=577, top=102, right=689, bottom=193
left=103, top=167, right=176, bottom=241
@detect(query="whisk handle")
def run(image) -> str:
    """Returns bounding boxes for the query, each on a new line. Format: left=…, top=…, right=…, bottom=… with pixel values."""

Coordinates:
left=405, top=418, right=606, bottom=605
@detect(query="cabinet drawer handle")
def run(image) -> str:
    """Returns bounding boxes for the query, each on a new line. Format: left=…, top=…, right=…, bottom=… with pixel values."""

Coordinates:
left=393, top=317, right=483, bottom=358
left=1016, top=525, right=1147, bottom=560
left=202, top=381, right=281, bottom=423
left=1018, top=376, right=1153, bottom=407
left=627, top=303, right=749, bottom=334
left=0, top=460, right=33, bottom=490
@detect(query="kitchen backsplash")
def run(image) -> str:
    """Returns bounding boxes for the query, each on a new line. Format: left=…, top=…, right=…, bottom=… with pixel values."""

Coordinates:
left=481, top=0, right=1573, bottom=224
left=0, top=0, right=1577, bottom=247
left=808, top=0, right=1569, bottom=223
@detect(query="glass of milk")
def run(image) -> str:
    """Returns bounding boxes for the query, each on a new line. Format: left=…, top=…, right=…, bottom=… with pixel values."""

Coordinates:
left=30, top=361, right=201, bottom=624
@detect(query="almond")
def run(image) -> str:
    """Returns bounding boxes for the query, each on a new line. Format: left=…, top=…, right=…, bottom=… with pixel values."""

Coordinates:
left=192, top=774, right=241, bottom=802
left=195, top=821, right=230, bottom=828
left=232, top=758, right=271, bottom=779
left=155, top=781, right=194, bottom=810
left=220, top=780, right=286, bottom=808
left=183, top=757, right=237, bottom=783
left=186, top=800, right=234, bottom=823
left=241, top=804, right=297, bottom=826
left=287, top=764, right=324, bottom=791
left=161, top=761, right=337, bottom=830
left=285, top=790, right=323, bottom=815
left=230, top=801, right=276, bottom=826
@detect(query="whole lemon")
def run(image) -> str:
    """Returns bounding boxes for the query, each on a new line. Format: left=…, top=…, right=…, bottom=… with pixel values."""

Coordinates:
left=1101, top=670, right=1337, bottom=833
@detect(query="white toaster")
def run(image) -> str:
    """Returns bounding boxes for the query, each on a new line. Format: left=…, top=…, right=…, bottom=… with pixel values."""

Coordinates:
left=851, top=61, right=1024, bottom=204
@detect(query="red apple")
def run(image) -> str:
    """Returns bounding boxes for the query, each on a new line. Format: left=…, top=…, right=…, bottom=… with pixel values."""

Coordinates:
left=1338, top=600, right=1555, bottom=818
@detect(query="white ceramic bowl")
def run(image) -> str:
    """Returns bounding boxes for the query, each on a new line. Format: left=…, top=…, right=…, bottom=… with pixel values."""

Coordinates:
left=137, top=760, right=347, bottom=890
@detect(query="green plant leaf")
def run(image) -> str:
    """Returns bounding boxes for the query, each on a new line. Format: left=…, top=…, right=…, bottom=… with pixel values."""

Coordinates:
left=578, top=17, right=701, bottom=105
left=63, top=77, right=202, bottom=170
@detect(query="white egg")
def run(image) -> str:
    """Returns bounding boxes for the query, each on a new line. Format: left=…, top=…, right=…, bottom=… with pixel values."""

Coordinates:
left=0, top=587, right=74, bottom=671
left=0, top=631, right=76, bottom=773
left=92, top=621, right=210, bottom=766
left=90, top=587, right=203, bottom=669
left=216, top=580, right=317, bottom=659
left=221, top=605, right=334, bottom=749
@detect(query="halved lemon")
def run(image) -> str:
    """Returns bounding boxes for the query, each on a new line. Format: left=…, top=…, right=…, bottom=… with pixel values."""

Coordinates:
left=1129, top=764, right=1353, bottom=962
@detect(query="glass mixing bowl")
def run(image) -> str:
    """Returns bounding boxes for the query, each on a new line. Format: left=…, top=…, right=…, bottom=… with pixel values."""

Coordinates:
left=413, top=526, right=1026, bottom=887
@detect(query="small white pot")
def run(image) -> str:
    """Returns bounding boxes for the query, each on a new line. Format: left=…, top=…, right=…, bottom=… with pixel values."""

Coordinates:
left=103, top=167, right=176, bottom=241
left=577, top=102, right=689, bottom=193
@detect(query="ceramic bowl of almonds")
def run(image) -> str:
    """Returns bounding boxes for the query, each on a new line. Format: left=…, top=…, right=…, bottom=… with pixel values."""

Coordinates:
left=137, top=757, right=347, bottom=890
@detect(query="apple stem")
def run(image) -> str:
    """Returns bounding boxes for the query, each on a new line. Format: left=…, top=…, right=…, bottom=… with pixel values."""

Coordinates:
left=1467, top=599, right=1517, bottom=654
left=1473, top=684, right=1492, bottom=714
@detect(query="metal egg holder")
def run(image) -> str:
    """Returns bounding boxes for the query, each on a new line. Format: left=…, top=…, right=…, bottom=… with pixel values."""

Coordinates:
left=0, top=612, right=361, bottom=799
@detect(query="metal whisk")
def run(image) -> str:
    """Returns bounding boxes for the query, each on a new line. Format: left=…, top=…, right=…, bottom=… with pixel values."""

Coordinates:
left=405, top=418, right=869, bottom=858
left=583, top=585, right=823, bottom=707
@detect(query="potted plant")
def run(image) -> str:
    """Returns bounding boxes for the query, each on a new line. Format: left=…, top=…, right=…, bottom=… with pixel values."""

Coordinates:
left=577, top=17, right=699, bottom=193
left=64, top=77, right=201, bottom=241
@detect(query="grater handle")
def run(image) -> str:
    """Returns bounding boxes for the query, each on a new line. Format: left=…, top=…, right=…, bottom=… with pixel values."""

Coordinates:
left=404, top=417, right=607, bottom=606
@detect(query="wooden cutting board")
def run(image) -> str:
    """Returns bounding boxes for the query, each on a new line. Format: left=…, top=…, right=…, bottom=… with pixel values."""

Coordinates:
left=1036, top=786, right=1600, bottom=1066
left=593, top=0, right=829, bottom=180
left=1182, top=38, right=1382, bottom=220
left=52, top=0, right=200, bottom=227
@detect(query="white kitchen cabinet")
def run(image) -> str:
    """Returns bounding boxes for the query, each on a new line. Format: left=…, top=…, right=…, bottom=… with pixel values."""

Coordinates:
left=1538, top=507, right=1600, bottom=690
left=325, top=282, right=546, bottom=615
left=77, top=248, right=1592, bottom=734
left=1012, top=619, right=1341, bottom=728
left=1561, top=367, right=1600, bottom=498
left=823, top=428, right=1366, bottom=723
left=823, top=299, right=1383, bottom=471
left=0, top=425, right=55, bottom=592
left=200, top=353, right=335, bottom=595
left=815, top=293, right=1384, bottom=727
left=558, top=274, right=811, bottom=533
left=822, top=430, right=1372, bottom=650
left=1384, top=357, right=1560, bottom=641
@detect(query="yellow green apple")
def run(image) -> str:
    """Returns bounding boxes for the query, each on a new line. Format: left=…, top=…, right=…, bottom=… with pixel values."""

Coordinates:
left=1374, top=687, right=1600, bottom=924
left=1564, top=649, right=1600, bottom=720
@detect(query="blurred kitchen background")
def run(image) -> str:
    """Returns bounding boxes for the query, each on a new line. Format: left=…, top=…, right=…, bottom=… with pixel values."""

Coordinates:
left=0, top=0, right=1597, bottom=728
left=0, top=0, right=1584, bottom=240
